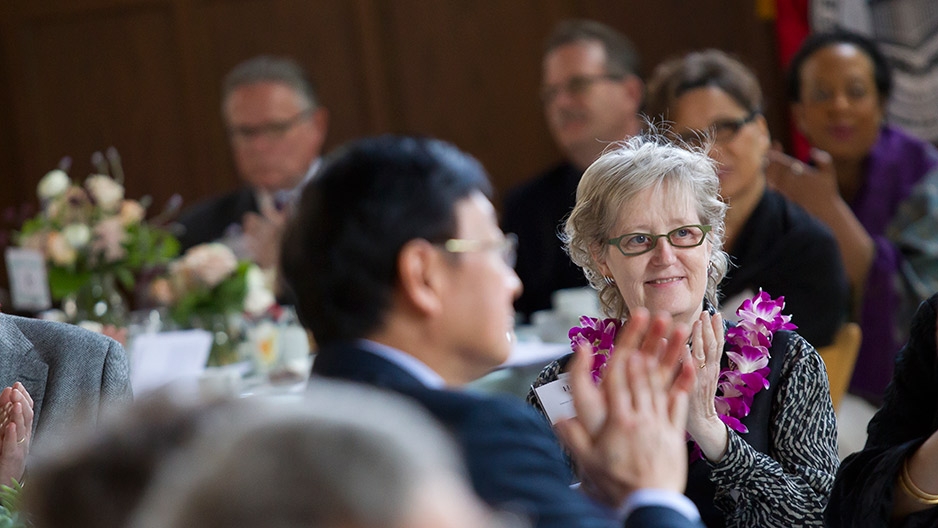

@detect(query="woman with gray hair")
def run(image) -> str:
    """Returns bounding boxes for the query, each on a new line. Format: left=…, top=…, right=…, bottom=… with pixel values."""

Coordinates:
left=528, top=133, right=838, bottom=527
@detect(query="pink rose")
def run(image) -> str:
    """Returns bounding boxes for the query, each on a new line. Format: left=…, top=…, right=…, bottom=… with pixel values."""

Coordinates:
left=179, top=243, right=237, bottom=288
left=92, top=217, right=128, bottom=263
left=118, top=200, right=145, bottom=226
left=46, top=231, right=77, bottom=266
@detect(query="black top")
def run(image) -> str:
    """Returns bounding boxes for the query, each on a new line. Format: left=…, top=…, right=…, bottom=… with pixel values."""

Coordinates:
left=528, top=325, right=838, bottom=527
left=720, top=190, right=849, bottom=347
left=174, top=187, right=258, bottom=251
left=502, top=161, right=588, bottom=320
left=825, top=294, right=938, bottom=528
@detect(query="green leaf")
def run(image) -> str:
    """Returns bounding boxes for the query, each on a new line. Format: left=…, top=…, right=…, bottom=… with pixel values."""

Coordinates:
left=47, top=267, right=91, bottom=300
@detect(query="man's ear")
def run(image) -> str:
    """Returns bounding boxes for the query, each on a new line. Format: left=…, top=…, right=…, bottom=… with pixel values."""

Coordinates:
left=623, top=74, right=645, bottom=114
left=311, top=107, right=329, bottom=137
left=397, top=239, right=445, bottom=316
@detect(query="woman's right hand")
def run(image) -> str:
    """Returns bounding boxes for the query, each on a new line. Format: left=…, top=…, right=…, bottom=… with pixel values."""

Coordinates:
left=765, top=147, right=874, bottom=294
left=765, top=148, right=842, bottom=218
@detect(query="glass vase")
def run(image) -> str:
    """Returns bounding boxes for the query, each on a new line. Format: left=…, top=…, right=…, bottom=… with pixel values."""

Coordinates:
left=63, top=272, right=128, bottom=326
left=191, top=313, right=245, bottom=367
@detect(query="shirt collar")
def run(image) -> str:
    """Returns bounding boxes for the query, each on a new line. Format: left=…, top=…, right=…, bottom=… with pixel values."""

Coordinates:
left=355, top=339, right=446, bottom=389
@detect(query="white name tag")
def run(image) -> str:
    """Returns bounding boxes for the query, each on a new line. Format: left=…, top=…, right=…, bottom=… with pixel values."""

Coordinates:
left=532, top=372, right=576, bottom=424
left=5, top=248, right=51, bottom=311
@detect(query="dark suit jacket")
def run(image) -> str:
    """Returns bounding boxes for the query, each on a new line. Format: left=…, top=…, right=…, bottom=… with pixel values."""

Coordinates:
left=825, top=294, right=938, bottom=528
left=502, top=162, right=589, bottom=320
left=174, top=187, right=257, bottom=251
left=311, top=341, right=702, bottom=528
left=0, top=314, right=133, bottom=444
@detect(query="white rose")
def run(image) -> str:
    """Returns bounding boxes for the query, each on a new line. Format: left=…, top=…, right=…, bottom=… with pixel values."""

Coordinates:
left=243, top=265, right=276, bottom=316
left=182, top=243, right=238, bottom=288
left=62, top=223, right=92, bottom=249
left=85, top=174, right=125, bottom=212
left=37, top=170, right=71, bottom=200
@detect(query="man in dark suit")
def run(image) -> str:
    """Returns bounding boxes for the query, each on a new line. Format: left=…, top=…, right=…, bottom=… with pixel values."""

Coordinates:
left=176, top=55, right=329, bottom=270
left=280, top=135, right=703, bottom=528
left=503, top=20, right=644, bottom=320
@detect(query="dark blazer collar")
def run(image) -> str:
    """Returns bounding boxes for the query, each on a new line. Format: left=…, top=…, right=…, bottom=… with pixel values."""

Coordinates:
left=0, top=315, right=49, bottom=435
left=312, top=341, right=427, bottom=393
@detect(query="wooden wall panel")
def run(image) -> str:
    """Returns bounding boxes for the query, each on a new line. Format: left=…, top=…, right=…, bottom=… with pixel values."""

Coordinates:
left=2, top=2, right=190, bottom=211
left=375, top=1, right=567, bottom=197
left=0, top=0, right=788, bottom=222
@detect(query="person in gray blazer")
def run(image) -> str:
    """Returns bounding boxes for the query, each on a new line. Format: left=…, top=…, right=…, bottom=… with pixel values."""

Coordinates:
left=0, top=312, right=132, bottom=484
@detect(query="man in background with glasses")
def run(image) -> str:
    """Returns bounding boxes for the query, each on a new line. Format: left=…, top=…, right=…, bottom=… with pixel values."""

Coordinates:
left=176, top=55, right=329, bottom=270
left=503, top=19, right=644, bottom=321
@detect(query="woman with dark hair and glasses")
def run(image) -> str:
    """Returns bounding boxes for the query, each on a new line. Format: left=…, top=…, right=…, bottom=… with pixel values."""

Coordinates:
left=644, top=49, right=849, bottom=348
left=527, top=133, right=838, bottom=527
left=768, top=29, right=938, bottom=406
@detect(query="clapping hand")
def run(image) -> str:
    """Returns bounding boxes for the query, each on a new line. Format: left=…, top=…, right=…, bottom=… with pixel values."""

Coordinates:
left=686, top=311, right=729, bottom=461
left=554, top=308, right=696, bottom=507
left=242, top=200, right=289, bottom=270
left=0, top=382, right=33, bottom=487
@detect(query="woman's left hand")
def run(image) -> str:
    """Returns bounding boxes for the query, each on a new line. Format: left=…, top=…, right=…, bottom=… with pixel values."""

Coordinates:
left=686, top=311, right=729, bottom=462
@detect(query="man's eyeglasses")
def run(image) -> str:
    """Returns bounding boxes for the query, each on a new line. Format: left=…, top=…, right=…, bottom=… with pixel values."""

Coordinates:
left=678, top=112, right=758, bottom=146
left=540, top=74, right=624, bottom=104
left=607, top=225, right=711, bottom=257
left=438, top=233, right=518, bottom=268
left=227, top=108, right=314, bottom=143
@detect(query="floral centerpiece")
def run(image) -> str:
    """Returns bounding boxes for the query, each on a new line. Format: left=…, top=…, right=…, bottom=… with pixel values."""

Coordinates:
left=0, top=480, right=24, bottom=528
left=15, top=153, right=179, bottom=325
left=568, top=290, right=796, bottom=460
left=148, top=242, right=276, bottom=365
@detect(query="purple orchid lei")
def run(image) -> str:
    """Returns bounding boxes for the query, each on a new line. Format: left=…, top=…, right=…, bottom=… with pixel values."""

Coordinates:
left=568, top=290, right=796, bottom=459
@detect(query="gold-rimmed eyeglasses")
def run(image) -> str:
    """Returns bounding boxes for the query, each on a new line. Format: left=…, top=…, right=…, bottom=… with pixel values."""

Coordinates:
left=607, top=224, right=711, bottom=257
left=437, top=233, right=518, bottom=268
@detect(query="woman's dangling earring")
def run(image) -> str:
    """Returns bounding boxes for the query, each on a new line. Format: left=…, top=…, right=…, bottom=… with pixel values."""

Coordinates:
left=603, top=276, right=616, bottom=286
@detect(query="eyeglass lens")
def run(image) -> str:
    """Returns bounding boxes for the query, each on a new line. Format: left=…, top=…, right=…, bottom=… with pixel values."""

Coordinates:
left=612, top=225, right=708, bottom=256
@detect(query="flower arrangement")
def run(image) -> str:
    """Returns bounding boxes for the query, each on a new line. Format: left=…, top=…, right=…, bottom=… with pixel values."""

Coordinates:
left=568, top=290, right=796, bottom=459
left=0, top=480, right=24, bottom=528
left=149, top=242, right=276, bottom=327
left=148, top=242, right=276, bottom=365
left=14, top=152, right=179, bottom=323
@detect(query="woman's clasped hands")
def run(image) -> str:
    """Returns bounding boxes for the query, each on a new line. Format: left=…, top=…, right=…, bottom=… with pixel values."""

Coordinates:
left=0, top=382, right=34, bottom=487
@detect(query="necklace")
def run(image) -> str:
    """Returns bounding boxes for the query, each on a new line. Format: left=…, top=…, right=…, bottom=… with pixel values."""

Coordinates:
left=568, top=290, right=795, bottom=458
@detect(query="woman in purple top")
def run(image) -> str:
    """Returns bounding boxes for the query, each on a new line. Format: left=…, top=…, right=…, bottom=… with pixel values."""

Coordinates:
left=768, top=29, right=938, bottom=404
